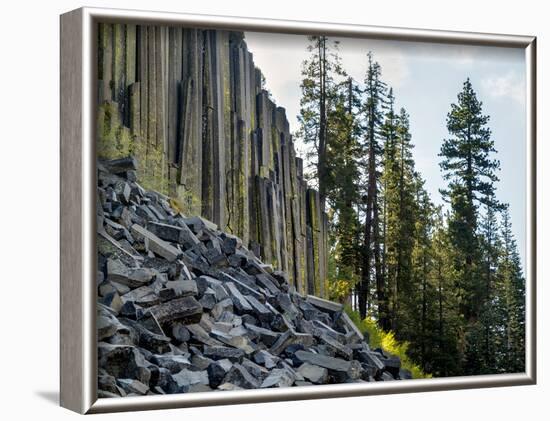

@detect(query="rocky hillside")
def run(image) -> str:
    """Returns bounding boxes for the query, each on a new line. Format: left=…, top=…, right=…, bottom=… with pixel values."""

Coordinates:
left=97, top=157, right=409, bottom=398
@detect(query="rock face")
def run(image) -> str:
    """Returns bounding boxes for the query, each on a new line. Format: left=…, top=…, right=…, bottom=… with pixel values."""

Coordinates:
left=97, top=159, right=408, bottom=397
left=97, top=24, right=329, bottom=298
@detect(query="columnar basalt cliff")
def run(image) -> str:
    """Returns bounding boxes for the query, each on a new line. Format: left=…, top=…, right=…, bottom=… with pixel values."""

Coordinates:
left=97, top=24, right=329, bottom=298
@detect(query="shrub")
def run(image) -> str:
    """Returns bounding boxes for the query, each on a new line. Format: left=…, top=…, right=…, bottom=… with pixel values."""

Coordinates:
left=329, top=279, right=354, bottom=303
left=345, top=306, right=431, bottom=379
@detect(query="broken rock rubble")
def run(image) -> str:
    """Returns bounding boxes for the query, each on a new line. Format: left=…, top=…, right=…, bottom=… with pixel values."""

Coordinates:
left=96, top=158, right=409, bottom=397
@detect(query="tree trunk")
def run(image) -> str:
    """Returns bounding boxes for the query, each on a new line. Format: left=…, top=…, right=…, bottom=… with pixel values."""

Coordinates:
left=317, top=37, right=327, bottom=213
left=438, top=261, right=444, bottom=358
left=361, top=100, right=378, bottom=320
left=374, top=197, right=388, bottom=330
left=421, top=253, right=428, bottom=369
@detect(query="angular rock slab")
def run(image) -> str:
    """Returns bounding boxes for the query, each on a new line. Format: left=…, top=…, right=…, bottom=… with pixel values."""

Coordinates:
left=98, top=343, right=151, bottom=385
left=297, top=363, right=328, bottom=384
left=223, top=364, right=260, bottom=389
left=106, top=258, right=155, bottom=288
left=293, top=350, right=351, bottom=374
left=131, top=224, right=183, bottom=262
left=146, top=296, right=202, bottom=325
left=306, top=295, right=343, bottom=313
left=260, top=368, right=295, bottom=388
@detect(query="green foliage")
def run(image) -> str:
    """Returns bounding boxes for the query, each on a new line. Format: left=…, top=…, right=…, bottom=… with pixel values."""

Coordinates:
left=494, top=207, right=526, bottom=373
left=329, top=278, right=355, bottom=303
left=297, top=39, right=365, bottom=301
left=325, top=78, right=363, bottom=305
left=357, top=52, right=389, bottom=323
left=345, top=306, right=431, bottom=379
left=436, top=79, right=525, bottom=375
left=296, top=35, right=347, bottom=198
left=439, top=78, right=501, bottom=322
left=440, top=78, right=500, bottom=208
left=426, top=210, right=462, bottom=376
left=380, top=96, right=418, bottom=335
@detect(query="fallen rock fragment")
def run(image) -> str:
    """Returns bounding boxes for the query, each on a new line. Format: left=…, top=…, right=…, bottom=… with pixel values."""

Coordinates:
left=147, top=296, right=202, bottom=325
left=223, top=364, right=260, bottom=389
left=131, top=224, right=182, bottom=262
left=297, top=363, right=328, bottom=384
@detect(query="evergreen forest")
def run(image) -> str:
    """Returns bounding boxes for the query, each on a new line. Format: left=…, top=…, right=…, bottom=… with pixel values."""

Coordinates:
left=296, top=36, right=526, bottom=377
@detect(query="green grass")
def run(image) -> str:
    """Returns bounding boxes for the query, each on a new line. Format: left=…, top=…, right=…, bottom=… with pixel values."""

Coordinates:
left=345, top=306, right=431, bottom=379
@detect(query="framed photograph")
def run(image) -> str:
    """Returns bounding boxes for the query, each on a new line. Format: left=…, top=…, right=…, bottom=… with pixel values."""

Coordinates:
left=60, top=7, right=536, bottom=414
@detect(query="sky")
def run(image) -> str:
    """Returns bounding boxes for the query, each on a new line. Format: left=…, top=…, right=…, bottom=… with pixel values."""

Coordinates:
left=244, top=31, right=527, bottom=269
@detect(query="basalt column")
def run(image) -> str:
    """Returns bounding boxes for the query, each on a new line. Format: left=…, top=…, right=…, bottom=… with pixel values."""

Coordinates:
left=97, top=23, right=329, bottom=298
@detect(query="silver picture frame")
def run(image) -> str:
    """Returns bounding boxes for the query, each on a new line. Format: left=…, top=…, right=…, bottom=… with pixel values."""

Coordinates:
left=60, top=6, right=537, bottom=414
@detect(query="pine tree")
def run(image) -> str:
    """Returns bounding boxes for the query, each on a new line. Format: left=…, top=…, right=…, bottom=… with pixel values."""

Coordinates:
left=495, top=207, right=526, bottom=373
left=439, top=78, right=500, bottom=324
left=379, top=90, right=398, bottom=325
left=359, top=52, right=388, bottom=324
left=380, top=102, right=417, bottom=333
left=475, top=196, right=502, bottom=372
left=297, top=36, right=346, bottom=212
left=409, top=176, right=435, bottom=369
left=326, top=77, right=362, bottom=303
left=430, top=209, right=462, bottom=376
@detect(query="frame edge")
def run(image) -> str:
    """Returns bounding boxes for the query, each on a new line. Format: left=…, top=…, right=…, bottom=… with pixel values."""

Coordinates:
left=84, top=6, right=534, bottom=47
left=525, top=36, right=537, bottom=385
left=86, top=373, right=535, bottom=414
left=60, top=7, right=89, bottom=414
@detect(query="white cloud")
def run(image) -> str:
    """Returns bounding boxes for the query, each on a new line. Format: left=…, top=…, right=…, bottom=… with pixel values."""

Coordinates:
left=481, top=71, right=525, bottom=104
